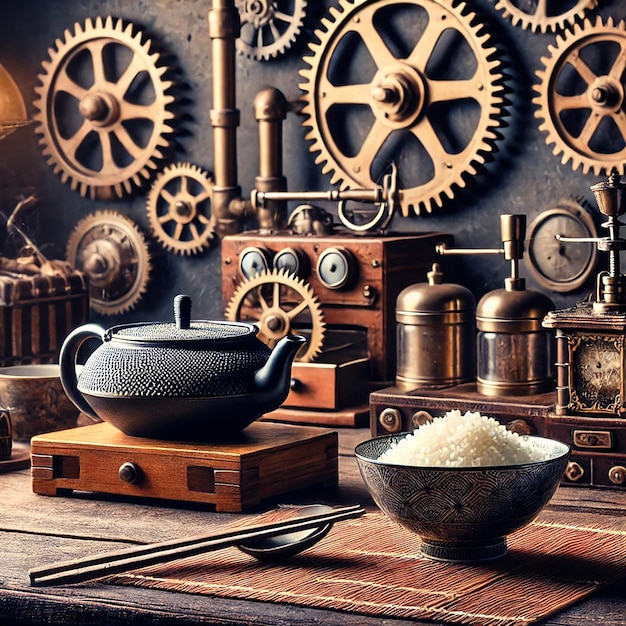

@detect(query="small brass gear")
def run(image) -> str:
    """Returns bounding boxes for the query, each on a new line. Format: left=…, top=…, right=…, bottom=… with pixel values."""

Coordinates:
left=236, top=0, right=308, bottom=61
left=66, top=210, right=151, bottom=315
left=534, top=16, right=626, bottom=176
left=493, top=0, right=598, bottom=33
left=33, top=16, right=178, bottom=200
left=225, top=268, right=326, bottom=362
left=299, top=0, right=509, bottom=214
left=147, top=162, right=215, bottom=255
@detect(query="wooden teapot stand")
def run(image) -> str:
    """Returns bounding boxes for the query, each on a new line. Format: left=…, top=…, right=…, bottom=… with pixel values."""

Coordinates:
left=31, top=421, right=338, bottom=512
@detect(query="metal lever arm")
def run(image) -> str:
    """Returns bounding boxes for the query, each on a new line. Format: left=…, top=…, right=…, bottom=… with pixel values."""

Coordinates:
left=252, top=164, right=401, bottom=233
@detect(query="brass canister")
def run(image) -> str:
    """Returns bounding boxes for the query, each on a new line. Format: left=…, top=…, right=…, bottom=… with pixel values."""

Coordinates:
left=395, top=264, right=475, bottom=390
left=476, top=278, right=554, bottom=396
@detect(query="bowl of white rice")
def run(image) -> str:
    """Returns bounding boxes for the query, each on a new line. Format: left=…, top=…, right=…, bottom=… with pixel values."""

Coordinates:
left=355, top=409, right=570, bottom=562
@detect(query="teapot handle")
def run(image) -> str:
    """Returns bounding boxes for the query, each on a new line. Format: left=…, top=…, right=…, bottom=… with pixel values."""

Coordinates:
left=59, top=324, right=106, bottom=420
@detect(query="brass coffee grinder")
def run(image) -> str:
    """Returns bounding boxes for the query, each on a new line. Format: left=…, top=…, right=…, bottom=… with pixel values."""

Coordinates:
left=543, top=169, right=626, bottom=488
left=371, top=214, right=556, bottom=439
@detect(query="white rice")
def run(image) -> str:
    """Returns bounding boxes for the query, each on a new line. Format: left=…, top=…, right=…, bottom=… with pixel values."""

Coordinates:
left=378, top=409, right=545, bottom=467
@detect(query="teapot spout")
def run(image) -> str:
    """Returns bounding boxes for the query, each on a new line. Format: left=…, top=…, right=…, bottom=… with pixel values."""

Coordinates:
left=253, top=334, right=306, bottom=414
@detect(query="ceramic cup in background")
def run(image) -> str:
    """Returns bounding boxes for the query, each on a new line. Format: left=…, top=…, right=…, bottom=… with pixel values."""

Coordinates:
left=0, top=408, right=11, bottom=459
left=0, top=364, right=81, bottom=442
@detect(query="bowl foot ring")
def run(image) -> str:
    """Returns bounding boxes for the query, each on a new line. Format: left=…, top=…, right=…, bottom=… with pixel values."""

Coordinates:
left=421, top=537, right=507, bottom=562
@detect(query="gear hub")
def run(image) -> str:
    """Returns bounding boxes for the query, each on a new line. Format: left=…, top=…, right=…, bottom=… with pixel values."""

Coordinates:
left=299, top=0, right=509, bottom=214
left=33, top=16, right=179, bottom=200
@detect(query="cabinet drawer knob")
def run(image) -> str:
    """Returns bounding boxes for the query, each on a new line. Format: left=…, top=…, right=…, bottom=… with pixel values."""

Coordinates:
left=608, top=465, right=626, bottom=486
left=118, top=462, right=139, bottom=484
left=379, top=408, right=402, bottom=433
left=565, top=461, right=584, bottom=482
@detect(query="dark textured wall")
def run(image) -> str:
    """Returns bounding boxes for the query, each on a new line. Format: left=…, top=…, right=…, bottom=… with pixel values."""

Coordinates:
left=0, top=0, right=623, bottom=330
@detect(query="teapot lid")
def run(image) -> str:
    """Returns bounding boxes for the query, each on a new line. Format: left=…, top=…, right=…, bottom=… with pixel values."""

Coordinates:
left=105, top=295, right=257, bottom=346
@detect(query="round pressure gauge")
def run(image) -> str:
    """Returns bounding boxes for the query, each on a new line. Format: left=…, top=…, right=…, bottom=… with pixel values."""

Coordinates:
left=526, top=200, right=598, bottom=293
left=239, top=246, right=273, bottom=280
left=316, top=246, right=357, bottom=290
left=273, top=247, right=309, bottom=278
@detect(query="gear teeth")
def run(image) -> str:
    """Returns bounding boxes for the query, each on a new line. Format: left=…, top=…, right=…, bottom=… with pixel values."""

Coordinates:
left=67, top=210, right=151, bottom=315
left=298, top=0, right=509, bottom=216
left=494, top=0, right=597, bottom=33
left=236, top=0, right=307, bottom=61
left=225, top=268, right=326, bottom=362
left=533, top=16, right=626, bottom=177
left=147, top=162, right=215, bottom=256
left=33, top=17, right=181, bottom=200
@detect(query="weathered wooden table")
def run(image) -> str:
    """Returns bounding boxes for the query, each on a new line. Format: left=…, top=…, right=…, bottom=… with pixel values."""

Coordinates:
left=1, top=427, right=625, bottom=626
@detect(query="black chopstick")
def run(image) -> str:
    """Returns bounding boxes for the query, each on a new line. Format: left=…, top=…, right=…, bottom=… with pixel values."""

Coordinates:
left=29, top=504, right=365, bottom=587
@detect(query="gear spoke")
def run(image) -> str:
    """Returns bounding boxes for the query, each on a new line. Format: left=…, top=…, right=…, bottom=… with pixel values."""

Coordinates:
left=554, top=92, right=592, bottom=114
left=352, top=118, right=391, bottom=173
left=361, top=19, right=397, bottom=69
left=99, top=131, right=115, bottom=170
left=534, top=16, right=626, bottom=176
left=578, top=112, right=603, bottom=147
left=175, top=221, right=188, bottom=242
left=272, top=281, right=282, bottom=308
left=569, top=56, right=599, bottom=86
left=268, top=20, right=281, bottom=44
left=273, top=10, right=296, bottom=25
left=256, top=288, right=271, bottom=312
left=536, top=0, right=548, bottom=19
left=188, top=222, right=202, bottom=241
left=109, top=123, right=141, bottom=161
left=90, top=40, right=108, bottom=86
left=59, top=120, right=94, bottom=162
left=406, top=15, right=448, bottom=72
left=428, top=78, right=479, bottom=105
left=299, top=0, right=508, bottom=214
left=54, top=71, right=88, bottom=101
left=120, top=100, right=162, bottom=122
left=158, top=190, right=176, bottom=212
left=147, top=162, right=215, bottom=255
left=410, top=118, right=449, bottom=167
left=34, top=16, right=179, bottom=199
left=115, top=53, right=149, bottom=97
left=610, top=44, right=626, bottom=81
left=225, top=269, right=326, bottom=362
left=324, top=82, right=373, bottom=107
left=286, top=298, right=309, bottom=320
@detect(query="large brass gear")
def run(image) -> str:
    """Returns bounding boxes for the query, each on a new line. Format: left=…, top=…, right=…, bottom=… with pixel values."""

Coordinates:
left=147, top=162, right=215, bottom=255
left=299, top=0, right=509, bottom=215
left=225, top=268, right=326, bottom=362
left=534, top=16, right=626, bottom=176
left=33, top=16, right=178, bottom=200
left=66, top=210, right=151, bottom=315
left=236, top=0, right=308, bottom=61
left=493, top=0, right=598, bottom=34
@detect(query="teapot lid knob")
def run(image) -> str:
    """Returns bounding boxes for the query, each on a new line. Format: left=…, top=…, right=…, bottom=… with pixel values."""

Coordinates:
left=174, top=294, right=192, bottom=330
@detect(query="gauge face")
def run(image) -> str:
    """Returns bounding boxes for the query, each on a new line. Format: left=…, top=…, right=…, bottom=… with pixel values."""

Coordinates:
left=526, top=203, right=598, bottom=292
left=273, top=247, right=307, bottom=277
left=316, top=247, right=355, bottom=290
left=239, top=246, right=272, bottom=280
left=570, top=334, right=623, bottom=414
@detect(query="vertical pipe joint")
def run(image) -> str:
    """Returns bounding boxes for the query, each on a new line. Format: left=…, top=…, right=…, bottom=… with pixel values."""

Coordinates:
left=254, top=87, right=288, bottom=233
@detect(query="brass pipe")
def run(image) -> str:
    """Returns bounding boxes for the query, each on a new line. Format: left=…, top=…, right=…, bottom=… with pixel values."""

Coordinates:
left=254, top=87, right=288, bottom=233
left=208, top=0, right=250, bottom=236
left=252, top=188, right=383, bottom=207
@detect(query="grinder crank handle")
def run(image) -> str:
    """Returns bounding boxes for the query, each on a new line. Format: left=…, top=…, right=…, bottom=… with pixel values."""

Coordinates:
left=59, top=323, right=107, bottom=421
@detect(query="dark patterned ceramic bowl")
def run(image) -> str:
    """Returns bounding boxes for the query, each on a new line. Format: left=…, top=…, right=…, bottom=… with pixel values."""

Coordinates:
left=355, top=434, right=570, bottom=562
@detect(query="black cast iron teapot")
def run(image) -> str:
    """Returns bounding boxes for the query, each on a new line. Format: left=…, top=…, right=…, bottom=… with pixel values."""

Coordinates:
left=59, top=294, right=306, bottom=440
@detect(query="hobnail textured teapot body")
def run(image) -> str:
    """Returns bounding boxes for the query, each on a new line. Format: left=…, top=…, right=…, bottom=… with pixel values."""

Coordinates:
left=59, top=295, right=305, bottom=440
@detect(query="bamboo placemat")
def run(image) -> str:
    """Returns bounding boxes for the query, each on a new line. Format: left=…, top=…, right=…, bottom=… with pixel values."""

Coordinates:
left=107, top=510, right=626, bottom=626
